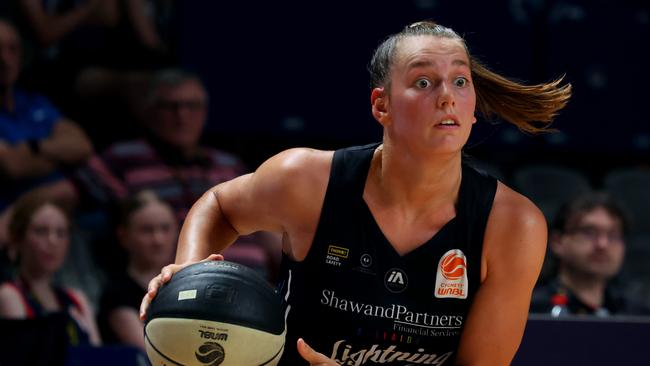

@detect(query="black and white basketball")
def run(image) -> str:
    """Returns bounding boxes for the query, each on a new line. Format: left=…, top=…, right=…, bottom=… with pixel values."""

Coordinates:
left=144, top=260, right=286, bottom=366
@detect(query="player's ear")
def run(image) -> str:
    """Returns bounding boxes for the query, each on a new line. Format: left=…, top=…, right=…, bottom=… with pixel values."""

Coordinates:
left=371, top=87, right=390, bottom=126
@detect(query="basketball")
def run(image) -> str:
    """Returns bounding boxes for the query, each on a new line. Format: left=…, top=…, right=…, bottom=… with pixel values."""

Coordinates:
left=144, top=260, right=286, bottom=366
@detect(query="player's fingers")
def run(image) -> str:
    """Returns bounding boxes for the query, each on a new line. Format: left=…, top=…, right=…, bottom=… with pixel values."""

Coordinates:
left=205, top=253, right=224, bottom=261
left=140, top=273, right=164, bottom=319
left=297, top=338, right=337, bottom=366
left=148, top=272, right=164, bottom=294
left=161, top=264, right=179, bottom=282
left=139, top=291, right=152, bottom=320
left=140, top=258, right=221, bottom=321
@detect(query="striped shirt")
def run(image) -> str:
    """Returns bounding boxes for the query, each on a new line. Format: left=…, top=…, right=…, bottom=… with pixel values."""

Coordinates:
left=83, top=138, right=245, bottom=222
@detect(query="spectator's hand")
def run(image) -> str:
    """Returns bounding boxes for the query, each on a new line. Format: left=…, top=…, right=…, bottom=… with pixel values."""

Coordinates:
left=69, top=305, right=93, bottom=338
left=139, top=254, right=223, bottom=320
left=297, top=338, right=339, bottom=365
left=0, top=142, right=55, bottom=178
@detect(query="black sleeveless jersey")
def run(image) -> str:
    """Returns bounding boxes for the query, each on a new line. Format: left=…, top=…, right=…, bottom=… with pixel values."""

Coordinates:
left=277, top=143, right=497, bottom=365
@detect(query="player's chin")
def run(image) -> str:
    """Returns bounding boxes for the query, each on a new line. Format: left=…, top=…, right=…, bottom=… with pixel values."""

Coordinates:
left=425, top=139, right=466, bottom=155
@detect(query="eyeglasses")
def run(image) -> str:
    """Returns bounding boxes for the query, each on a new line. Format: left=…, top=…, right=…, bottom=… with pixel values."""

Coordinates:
left=566, top=225, right=624, bottom=244
left=155, top=99, right=206, bottom=112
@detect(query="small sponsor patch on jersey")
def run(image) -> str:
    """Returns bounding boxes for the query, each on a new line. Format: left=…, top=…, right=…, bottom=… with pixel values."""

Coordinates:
left=360, top=253, right=373, bottom=268
left=384, top=268, right=408, bottom=293
left=435, top=249, right=468, bottom=299
left=327, top=245, right=349, bottom=258
left=326, top=245, right=349, bottom=267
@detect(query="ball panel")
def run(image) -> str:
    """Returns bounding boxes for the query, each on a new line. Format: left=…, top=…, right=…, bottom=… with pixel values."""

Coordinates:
left=145, top=318, right=286, bottom=366
left=144, top=332, right=184, bottom=366
left=259, top=343, right=285, bottom=366
left=147, top=261, right=284, bottom=335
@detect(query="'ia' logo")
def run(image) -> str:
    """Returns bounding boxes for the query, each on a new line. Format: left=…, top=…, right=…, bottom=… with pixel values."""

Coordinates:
left=384, top=268, right=408, bottom=293
left=434, top=249, right=468, bottom=299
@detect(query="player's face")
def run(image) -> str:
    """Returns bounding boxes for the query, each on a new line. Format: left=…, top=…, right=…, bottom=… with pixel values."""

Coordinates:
left=19, top=204, right=70, bottom=275
left=122, top=201, right=178, bottom=269
left=150, top=80, right=208, bottom=152
left=554, top=207, right=625, bottom=280
left=0, top=21, right=21, bottom=88
left=381, top=36, right=476, bottom=155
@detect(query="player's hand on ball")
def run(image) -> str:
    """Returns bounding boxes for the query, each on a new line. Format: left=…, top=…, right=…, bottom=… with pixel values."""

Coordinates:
left=139, top=253, right=223, bottom=320
left=298, top=338, right=339, bottom=365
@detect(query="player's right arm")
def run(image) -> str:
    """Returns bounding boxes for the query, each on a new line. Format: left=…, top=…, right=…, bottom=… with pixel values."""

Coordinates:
left=140, top=148, right=332, bottom=319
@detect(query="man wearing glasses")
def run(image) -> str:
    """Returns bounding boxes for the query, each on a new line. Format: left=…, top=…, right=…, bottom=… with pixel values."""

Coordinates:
left=80, top=68, right=244, bottom=223
left=77, top=69, right=281, bottom=282
left=530, top=192, right=649, bottom=316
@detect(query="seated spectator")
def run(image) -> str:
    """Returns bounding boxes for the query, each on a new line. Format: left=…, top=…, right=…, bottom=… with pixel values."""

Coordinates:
left=0, top=19, right=93, bottom=246
left=0, top=192, right=101, bottom=347
left=77, top=68, right=281, bottom=281
left=98, top=190, right=177, bottom=350
left=530, top=192, right=650, bottom=316
left=78, top=68, right=242, bottom=221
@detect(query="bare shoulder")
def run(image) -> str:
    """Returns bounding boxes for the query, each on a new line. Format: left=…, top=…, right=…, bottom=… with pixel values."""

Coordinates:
left=264, top=147, right=333, bottom=179
left=0, top=283, right=20, bottom=301
left=0, top=283, right=26, bottom=318
left=490, top=182, right=547, bottom=231
left=249, top=148, right=335, bottom=259
left=483, top=182, right=548, bottom=279
left=246, top=147, right=334, bottom=203
left=218, top=147, right=333, bottom=197
left=215, top=147, right=334, bottom=245
left=265, top=147, right=333, bottom=207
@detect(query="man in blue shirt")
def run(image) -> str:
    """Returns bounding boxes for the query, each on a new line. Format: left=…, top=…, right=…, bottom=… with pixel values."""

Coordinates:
left=0, top=18, right=93, bottom=245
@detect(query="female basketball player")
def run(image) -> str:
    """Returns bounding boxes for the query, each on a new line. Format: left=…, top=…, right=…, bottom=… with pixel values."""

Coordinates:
left=141, top=21, right=571, bottom=365
left=0, top=193, right=101, bottom=346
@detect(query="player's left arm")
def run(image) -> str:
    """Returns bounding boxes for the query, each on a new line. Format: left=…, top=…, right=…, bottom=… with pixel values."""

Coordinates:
left=455, top=182, right=547, bottom=366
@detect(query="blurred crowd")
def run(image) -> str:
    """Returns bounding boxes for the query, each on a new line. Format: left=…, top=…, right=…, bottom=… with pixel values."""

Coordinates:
left=0, top=5, right=279, bottom=364
left=0, top=2, right=649, bottom=365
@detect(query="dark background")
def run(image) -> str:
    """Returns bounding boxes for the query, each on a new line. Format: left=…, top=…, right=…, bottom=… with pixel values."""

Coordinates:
left=177, top=0, right=649, bottom=181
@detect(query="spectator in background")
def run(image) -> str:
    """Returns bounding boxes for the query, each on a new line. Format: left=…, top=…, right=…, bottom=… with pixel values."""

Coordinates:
left=530, top=192, right=650, bottom=316
left=0, top=19, right=93, bottom=246
left=79, top=68, right=243, bottom=222
left=98, top=190, right=176, bottom=351
left=14, top=0, right=176, bottom=148
left=76, top=68, right=281, bottom=281
left=0, top=192, right=101, bottom=346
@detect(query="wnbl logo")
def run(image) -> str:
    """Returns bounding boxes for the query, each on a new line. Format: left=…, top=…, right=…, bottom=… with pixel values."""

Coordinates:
left=384, top=269, right=408, bottom=293
left=435, top=249, right=468, bottom=299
